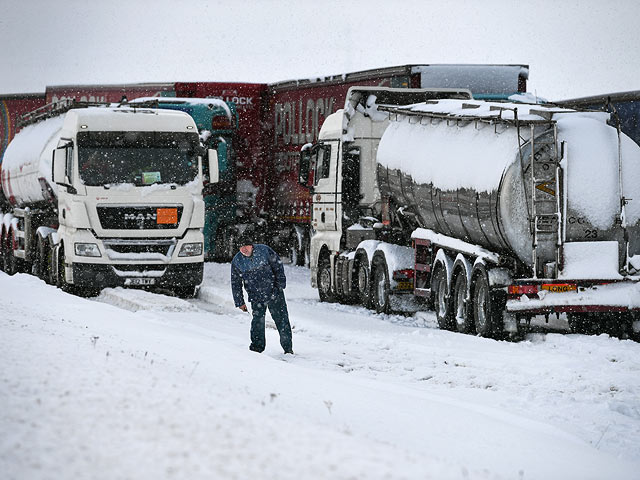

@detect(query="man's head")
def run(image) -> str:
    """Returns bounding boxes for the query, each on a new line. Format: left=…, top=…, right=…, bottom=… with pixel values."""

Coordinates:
left=238, top=228, right=255, bottom=256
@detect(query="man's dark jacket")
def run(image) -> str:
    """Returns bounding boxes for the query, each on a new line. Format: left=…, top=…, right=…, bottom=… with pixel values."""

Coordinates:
left=231, top=244, right=287, bottom=307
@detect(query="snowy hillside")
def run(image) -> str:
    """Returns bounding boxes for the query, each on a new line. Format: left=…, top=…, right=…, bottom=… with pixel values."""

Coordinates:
left=2, top=263, right=640, bottom=480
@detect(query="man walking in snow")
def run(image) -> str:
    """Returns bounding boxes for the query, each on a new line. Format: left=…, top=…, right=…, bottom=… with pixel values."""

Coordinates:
left=231, top=229, right=293, bottom=354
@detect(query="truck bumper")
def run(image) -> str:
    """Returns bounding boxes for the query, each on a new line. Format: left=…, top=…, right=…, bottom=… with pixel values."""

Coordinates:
left=505, top=280, right=640, bottom=315
left=71, top=262, right=204, bottom=289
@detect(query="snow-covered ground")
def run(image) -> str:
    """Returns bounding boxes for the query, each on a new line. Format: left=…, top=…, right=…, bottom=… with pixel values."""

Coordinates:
left=2, top=263, right=640, bottom=480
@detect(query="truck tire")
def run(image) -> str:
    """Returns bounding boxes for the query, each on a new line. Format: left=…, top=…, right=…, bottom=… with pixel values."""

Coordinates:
left=1, top=234, right=10, bottom=273
left=452, top=271, right=474, bottom=333
left=33, top=235, right=48, bottom=281
left=56, top=244, right=72, bottom=293
left=471, top=270, right=503, bottom=338
left=355, top=254, right=373, bottom=309
left=372, top=254, right=390, bottom=314
left=432, top=265, right=454, bottom=330
left=6, top=231, right=23, bottom=276
left=47, top=243, right=57, bottom=285
left=317, top=255, right=336, bottom=303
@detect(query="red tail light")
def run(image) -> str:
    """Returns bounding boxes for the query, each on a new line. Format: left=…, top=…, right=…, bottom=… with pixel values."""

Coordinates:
left=393, top=269, right=415, bottom=280
left=508, top=285, right=539, bottom=295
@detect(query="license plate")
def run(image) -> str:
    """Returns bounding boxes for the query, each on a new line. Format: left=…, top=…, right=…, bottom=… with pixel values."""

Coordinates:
left=125, top=278, right=156, bottom=286
left=394, top=281, right=413, bottom=291
left=541, top=283, right=577, bottom=293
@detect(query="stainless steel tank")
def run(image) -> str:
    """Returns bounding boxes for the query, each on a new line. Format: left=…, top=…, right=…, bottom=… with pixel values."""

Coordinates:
left=376, top=104, right=640, bottom=273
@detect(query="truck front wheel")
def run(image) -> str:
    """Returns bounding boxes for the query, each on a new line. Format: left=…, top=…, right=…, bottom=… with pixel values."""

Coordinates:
left=33, top=235, right=49, bottom=281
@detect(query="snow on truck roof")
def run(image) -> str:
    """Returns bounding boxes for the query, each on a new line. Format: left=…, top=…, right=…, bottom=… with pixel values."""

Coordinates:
left=66, top=106, right=197, bottom=131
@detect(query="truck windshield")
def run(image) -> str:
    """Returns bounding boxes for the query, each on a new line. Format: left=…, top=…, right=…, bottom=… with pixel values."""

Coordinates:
left=77, top=131, right=200, bottom=186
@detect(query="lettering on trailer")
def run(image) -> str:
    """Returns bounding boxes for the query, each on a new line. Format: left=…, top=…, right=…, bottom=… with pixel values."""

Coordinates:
left=541, top=284, right=577, bottom=293
left=274, top=97, right=336, bottom=146
left=210, top=90, right=254, bottom=107
left=51, top=94, right=108, bottom=103
left=274, top=151, right=301, bottom=173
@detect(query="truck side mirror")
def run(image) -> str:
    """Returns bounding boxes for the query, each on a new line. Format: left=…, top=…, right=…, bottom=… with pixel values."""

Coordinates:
left=52, top=147, right=67, bottom=185
left=208, top=149, right=219, bottom=184
left=299, top=146, right=312, bottom=187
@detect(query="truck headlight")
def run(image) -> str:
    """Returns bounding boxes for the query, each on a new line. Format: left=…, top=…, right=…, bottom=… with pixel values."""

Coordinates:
left=178, top=242, right=203, bottom=257
left=75, top=243, right=101, bottom=257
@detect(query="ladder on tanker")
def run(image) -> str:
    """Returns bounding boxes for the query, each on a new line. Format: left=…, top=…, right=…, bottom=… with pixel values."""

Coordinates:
left=17, top=99, right=112, bottom=129
left=524, top=122, right=563, bottom=279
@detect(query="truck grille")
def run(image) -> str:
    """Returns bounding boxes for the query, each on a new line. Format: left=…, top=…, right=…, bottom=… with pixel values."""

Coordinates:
left=97, top=205, right=183, bottom=230
left=103, top=239, right=176, bottom=259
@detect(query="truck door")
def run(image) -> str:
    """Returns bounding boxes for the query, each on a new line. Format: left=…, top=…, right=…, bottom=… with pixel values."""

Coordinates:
left=312, top=140, right=339, bottom=232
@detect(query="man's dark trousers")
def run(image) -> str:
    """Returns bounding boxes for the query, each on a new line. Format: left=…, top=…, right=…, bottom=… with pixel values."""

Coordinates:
left=250, top=288, right=292, bottom=352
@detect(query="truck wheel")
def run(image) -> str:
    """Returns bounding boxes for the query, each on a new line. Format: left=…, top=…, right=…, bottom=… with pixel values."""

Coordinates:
left=2, top=235, right=10, bottom=273
left=33, top=235, right=48, bottom=280
left=452, top=272, right=473, bottom=333
left=472, top=271, right=502, bottom=338
left=317, top=255, right=336, bottom=303
left=56, top=245, right=71, bottom=293
left=7, top=232, right=22, bottom=276
left=432, top=265, right=454, bottom=330
left=372, top=254, right=390, bottom=314
left=47, top=243, right=57, bottom=285
left=355, top=256, right=373, bottom=309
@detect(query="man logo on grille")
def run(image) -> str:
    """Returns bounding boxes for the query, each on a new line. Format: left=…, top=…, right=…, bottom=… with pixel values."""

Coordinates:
left=124, top=212, right=156, bottom=229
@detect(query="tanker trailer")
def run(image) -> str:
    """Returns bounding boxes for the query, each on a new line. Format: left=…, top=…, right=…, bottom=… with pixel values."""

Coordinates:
left=0, top=100, right=216, bottom=298
left=303, top=89, right=640, bottom=339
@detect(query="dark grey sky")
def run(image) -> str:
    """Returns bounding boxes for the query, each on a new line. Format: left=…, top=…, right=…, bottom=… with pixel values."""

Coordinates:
left=1, top=0, right=638, bottom=100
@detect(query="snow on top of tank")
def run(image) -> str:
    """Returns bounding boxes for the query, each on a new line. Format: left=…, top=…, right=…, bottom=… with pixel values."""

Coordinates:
left=400, top=99, right=606, bottom=122
left=377, top=102, right=523, bottom=193
left=129, top=97, right=232, bottom=119
left=1, top=115, right=64, bottom=171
